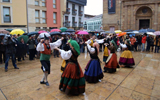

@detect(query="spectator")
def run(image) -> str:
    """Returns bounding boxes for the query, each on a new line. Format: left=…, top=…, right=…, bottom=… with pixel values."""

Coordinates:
left=0, top=36, right=5, bottom=64
left=79, top=35, right=84, bottom=53
left=130, top=36, right=136, bottom=51
left=52, top=35, right=59, bottom=58
left=154, top=36, right=160, bottom=53
left=146, top=35, right=151, bottom=52
left=27, top=36, right=36, bottom=60
left=150, top=36, right=154, bottom=52
left=137, top=35, right=142, bottom=51
left=141, top=35, right=147, bottom=52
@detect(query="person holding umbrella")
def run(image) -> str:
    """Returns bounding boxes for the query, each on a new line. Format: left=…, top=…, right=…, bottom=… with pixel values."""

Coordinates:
left=0, top=36, right=5, bottom=64
left=37, top=35, right=63, bottom=86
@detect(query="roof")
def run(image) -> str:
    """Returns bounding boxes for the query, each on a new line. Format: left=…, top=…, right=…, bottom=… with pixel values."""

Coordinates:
left=67, top=0, right=87, bottom=6
left=84, top=14, right=103, bottom=21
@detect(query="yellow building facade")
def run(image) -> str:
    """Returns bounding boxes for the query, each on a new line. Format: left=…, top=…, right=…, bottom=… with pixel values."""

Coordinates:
left=0, top=0, right=27, bottom=31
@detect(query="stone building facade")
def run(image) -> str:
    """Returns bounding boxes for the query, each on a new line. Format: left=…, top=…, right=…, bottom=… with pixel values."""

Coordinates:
left=103, top=0, right=160, bottom=31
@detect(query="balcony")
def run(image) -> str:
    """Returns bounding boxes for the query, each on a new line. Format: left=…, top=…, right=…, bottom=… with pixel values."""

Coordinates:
left=4, top=16, right=11, bottom=23
left=79, top=11, right=83, bottom=16
left=65, top=8, right=70, bottom=14
left=3, top=0, right=10, bottom=2
left=64, top=21, right=70, bottom=28
left=79, top=22, right=83, bottom=27
left=72, top=22, right=77, bottom=27
left=72, top=9, right=77, bottom=15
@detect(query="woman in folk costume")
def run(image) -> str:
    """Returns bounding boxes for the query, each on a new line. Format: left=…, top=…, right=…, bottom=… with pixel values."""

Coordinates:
left=119, top=40, right=135, bottom=68
left=36, top=35, right=63, bottom=86
left=84, top=40, right=104, bottom=83
left=55, top=39, right=85, bottom=95
left=103, top=36, right=111, bottom=62
left=104, top=41, right=119, bottom=73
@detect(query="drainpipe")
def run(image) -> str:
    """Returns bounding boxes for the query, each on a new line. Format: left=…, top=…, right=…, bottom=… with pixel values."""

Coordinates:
left=120, top=0, right=122, bottom=30
left=26, top=0, right=29, bottom=32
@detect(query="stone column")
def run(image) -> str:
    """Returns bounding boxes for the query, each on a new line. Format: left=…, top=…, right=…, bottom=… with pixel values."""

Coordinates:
left=154, top=3, right=158, bottom=30
left=131, top=5, right=134, bottom=30
left=125, top=6, right=128, bottom=30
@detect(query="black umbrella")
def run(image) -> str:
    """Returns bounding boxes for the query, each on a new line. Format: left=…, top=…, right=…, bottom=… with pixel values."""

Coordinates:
left=50, top=31, right=61, bottom=35
left=23, top=33, right=28, bottom=35
left=28, top=32, right=39, bottom=36
left=124, top=29, right=133, bottom=32
left=0, top=33, right=5, bottom=36
left=66, top=29, right=75, bottom=32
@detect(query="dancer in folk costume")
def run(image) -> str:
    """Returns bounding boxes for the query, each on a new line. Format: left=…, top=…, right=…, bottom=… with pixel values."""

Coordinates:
left=55, top=39, right=85, bottom=95
left=36, top=35, right=63, bottom=86
left=119, top=40, right=135, bottom=68
left=104, top=41, right=119, bottom=73
left=84, top=39, right=104, bottom=83
left=103, top=37, right=111, bottom=62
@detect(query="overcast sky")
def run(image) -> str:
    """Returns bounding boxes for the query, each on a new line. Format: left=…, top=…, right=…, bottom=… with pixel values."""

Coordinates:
left=84, top=0, right=103, bottom=15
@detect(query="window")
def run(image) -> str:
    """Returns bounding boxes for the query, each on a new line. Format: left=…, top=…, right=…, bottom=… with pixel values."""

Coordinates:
left=35, top=10, right=40, bottom=23
left=35, top=27, right=40, bottom=31
left=53, top=12, right=57, bottom=24
left=42, top=11, right=46, bottom=23
left=3, top=0, right=10, bottom=2
left=3, top=7, right=11, bottom=23
left=109, top=26, right=115, bottom=32
left=42, top=0, right=46, bottom=7
left=35, top=1, right=39, bottom=6
left=65, top=16, right=68, bottom=22
left=72, top=4, right=75, bottom=10
left=53, top=0, right=56, bottom=8
left=79, top=18, right=81, bottom=22
left=72, top=17, right=75, bottom=22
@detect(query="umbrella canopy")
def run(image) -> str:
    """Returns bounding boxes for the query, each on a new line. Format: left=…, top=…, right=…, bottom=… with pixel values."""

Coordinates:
left=66, top=29, right=75, bottom=32
left=78, top=31, right=89, bottom=35
left=115, top=30, right=122, bottom=34
left=23, top=33, right=28, bottom=35
left=147, top=32, right=156, bottom=36
left=17, top=35, right=29, bottom=43
left=38, top=30, right=47, bottom=34
left=0, top=33, right=5, bottom=37
left=0, top=30, right=9, bottom=34
left=50, top=31, right=61, bottom=35
left=124, top=29, right=133, bottom=32
left=10, top=29, right=24, bottom=35
left=60, top=27, right=67, bottom=32
left=38, top=32, right=50, bottom=39
left=50, top=29, right=61, bottom=32
left=75, top=30, right=81, bottom=34
left=61, top=32, right=70, bottom=35
left=105, top=31, right=114, bottom=34
left=154, top=31, right=160, bottom=36
left=118, top=32, right=126, bottom=37
left=28, top=32, right=39, bottom=36
left=127, top=31, right=139, bottom=34
left=147, top=29, right=155, bottom=32
left=96, top=29, right=105, bottom=32
left=139, top=29, right=147, bottom=33
left=5, top=29, right=13, bottom=32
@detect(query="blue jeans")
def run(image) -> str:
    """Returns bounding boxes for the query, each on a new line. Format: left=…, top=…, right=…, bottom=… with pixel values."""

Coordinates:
left=155, top=46, right=159, bottom=53
left=142, top=43, right=145, bottom=51
left=80, top=45, right=84, bottom=53
left=5, top=54, right=17, bottom=69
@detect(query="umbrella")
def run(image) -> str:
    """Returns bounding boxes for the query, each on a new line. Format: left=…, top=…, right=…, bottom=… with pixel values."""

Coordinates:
left=154, top=31, right=160, bottom=36
left=124, top=29, right=133, bottom=32
left=139, top=29, right=147, bottom=33
left=147, top=29, right=155, bottom=32
left=66, top=29, right=75, bottom=32
left=96, top=29, right=105, bottom=32
left=147, top=32, right=156, bottom=36
left=50, top=29, right=61, bottom=32
left=23, top=33, right=28, bottom=35
left=75, top=30, right=81, bottom=34
left=115, top=30, right=122, bottom=34
left=50, top=31, right=61, bottom=35
left=60, top=27, right=67, bottom=32
left=0, top=30, right=9, bottom=34
left=118, top=32, right=126, bottom=36
left=0, top=33, right=5, bottom=37
left=17, top=35, right=29, bottom=43
left=5, top=29, right=13, bottom=32
left=38, top=30, right=47, bottom=34
left=28, top=32, right=39, bottom=36
left=61, top=32, right=70, bottom=35
left=38, top=32, right=50, bottom=39
left=78, top=31, right=89, bottom=35
left=105, top=31, right=114, bottom=34
left=10, top=29, right=24, bottom=35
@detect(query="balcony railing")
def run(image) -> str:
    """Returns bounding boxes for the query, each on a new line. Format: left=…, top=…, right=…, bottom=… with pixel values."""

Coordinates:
left=79, top=11, right=83, bottom=16
left=3, top=0, right=10, bottom=2
left=72, top=22, right=77, bottom=27
left=4, top=16, right=11, bottom=23
left=64, top=22, right=70, bottom=27
left=72, top=9, right=77, bottom=15
left=79, top=22, right=83, bottom=27
left=65, top=8, right=70, bottom=14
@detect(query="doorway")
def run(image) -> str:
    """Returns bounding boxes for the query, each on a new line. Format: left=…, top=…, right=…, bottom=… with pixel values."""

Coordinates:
left=139, top=19, right=150, bottom=29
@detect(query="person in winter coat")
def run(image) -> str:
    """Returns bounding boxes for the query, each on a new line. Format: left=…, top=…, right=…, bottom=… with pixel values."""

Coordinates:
left=141, top=35, right=147, bottom=52
left=154, top=36, right=160, bottom=53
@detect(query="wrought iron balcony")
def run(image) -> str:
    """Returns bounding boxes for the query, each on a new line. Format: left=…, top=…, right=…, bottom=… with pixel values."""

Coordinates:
left=79, top=22, right=83, bottom=27
left=79, top=11, right=83, bottom=16
left=72, top=9, right=77, bottom=15
left=72, top=22, right=77, bottom=27
left=65, top=8, right=70, bottom=14
left=4, top=16, right=11, bottom=23
left=64, top=22, right=70, bottom=27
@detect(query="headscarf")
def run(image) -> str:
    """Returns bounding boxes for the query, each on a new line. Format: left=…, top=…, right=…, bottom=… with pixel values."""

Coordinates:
left=68, top=39, right=80, bottom=55
left=93, top=42, right=99, bottom=55
left=90, top=39, right=94, bottom=46
left=111, top=40, right=117, bottom=50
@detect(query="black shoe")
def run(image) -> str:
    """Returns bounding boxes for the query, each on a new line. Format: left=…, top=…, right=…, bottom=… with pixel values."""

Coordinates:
left=5, top=69, right=8, bottom=72
left=40, top=81, right=46, bottom=84
left=14, top=67, right=19, bottom=69
left=45, top=81, right=49, bottom=86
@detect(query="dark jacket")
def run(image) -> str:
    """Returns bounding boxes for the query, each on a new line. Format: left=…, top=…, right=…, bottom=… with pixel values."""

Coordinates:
left=3, top=38, right=16, bottom=54
left=27, top=39, right=35, bottom=49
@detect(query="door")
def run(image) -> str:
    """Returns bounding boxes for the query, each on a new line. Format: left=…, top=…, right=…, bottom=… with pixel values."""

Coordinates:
left=139, top=19, right=150, bottom=29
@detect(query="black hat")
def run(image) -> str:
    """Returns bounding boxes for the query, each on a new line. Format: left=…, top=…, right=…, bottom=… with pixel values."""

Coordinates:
left=44, top=34, right=49, bottom=40
left=89, top=32, right=96, bottom=36
left=63, top=44, right=70, bottom=51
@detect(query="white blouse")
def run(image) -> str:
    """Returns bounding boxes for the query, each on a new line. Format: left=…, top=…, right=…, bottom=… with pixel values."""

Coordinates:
left=59, top=49, right=72, bottom=60
left=87, top=44, right=95, bottom=54
left=86, top=39, right=104, bottom=45
left=36, top=39, right=62, bottom=51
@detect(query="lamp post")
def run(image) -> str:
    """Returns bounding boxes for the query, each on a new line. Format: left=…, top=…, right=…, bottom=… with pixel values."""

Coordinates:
left=120, top=0, right=122, bottom=30
left=26, top=0, right=29, bottom=33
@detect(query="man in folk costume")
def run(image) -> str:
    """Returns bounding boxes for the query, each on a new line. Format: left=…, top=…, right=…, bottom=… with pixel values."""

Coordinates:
left=36, top=35, right=63, bottom=86
left=55, top=39, right=85, bottom=95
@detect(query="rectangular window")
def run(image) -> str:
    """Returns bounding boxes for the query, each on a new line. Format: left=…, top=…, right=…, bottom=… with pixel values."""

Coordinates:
left=65, top=16, right=68, bottom=21
left=53, top=12, right=57, bottom=24
left=53, top=0, right=56, bottom=8
left=79, top=18, right=81, bottom=22
left=109, top=26, right=115, bottom=32
left=3, top=0, right=10, bottom=2
left=42, top=2, right=46, bottom=7
left=42, top=11, right=46, bottom=23
left=35, top=27, right=40, bottom=31
left=35, top=1, right=39, bottom=6
left=72, top=4, right=75, bottom=10
left=72, top=17, right=75, bottom=22
left=35, top=10, right=40, bottom=23
left=3, top=7, right=11, bottom=23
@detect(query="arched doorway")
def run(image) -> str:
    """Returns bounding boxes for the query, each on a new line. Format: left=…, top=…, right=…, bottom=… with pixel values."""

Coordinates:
left=136, top=6, right=153, bottom=29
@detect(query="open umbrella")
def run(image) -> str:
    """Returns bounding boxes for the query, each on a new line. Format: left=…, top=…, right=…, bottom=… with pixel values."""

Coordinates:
left=66, top=29, right=75, bottom=32
left=78, top=31, right=89, bottom=35
left=0, top=33, right=5, bottom=37
left=50, top=31, right=61, bottom=35
left=147, top=32, right=156, bottom=36
left=139, top=29, right=147, bottom=33
left=154, top=31, right=160, bottom=36
left=5, top=29, right=13, bottom=32
left=115, top=30, right=122, bottom=34
left=60, top=27, right=67, bottom=32
left=118, top=32, right=126, bottom=37
left=61, top=32, right=70, bottom=35
left=50, top=29, right=61, bottom=32
left=38, top=32, right=50, bottom=39
left=10, top=29, right=24, bottom=35
left=0, top=30, right=9, bottom=34
left=75, top=30, right=81, bottom=34
left=28, top=32, right=39, bottom=36
left=17, top=35, right=29, bottom=43
left=105, top=31, right=114, bottom=34
left=124, top=29, right=133, bottom=32
left=38, top=30, right=47, bottom=34
left=147, top=29, right=155, bottom=32
left=96, top=29, right=105, bottom=32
